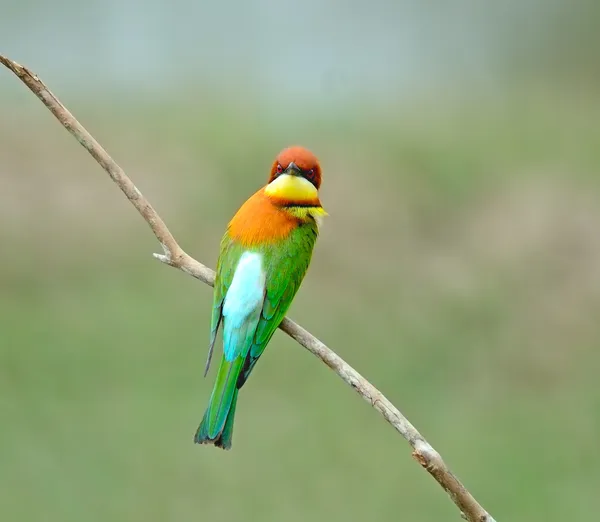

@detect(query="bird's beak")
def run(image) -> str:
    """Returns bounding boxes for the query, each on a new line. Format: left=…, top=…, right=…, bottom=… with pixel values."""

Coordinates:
left=284, top=162, right=302, bottom=175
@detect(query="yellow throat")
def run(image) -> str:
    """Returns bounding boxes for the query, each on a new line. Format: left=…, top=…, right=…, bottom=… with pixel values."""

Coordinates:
left=264, top=174, right=318, bottom=203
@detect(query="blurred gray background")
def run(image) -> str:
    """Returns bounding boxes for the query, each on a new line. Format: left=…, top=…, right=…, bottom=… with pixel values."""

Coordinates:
left=1, top=1, right=599, bottom=521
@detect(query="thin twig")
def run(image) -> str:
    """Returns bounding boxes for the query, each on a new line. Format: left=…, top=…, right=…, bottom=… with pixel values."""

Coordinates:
left=1, top=54, right=497, bottom=522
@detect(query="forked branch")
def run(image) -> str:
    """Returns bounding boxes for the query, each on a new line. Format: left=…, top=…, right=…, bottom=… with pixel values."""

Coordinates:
left=0, top=54, right=497, bottom=522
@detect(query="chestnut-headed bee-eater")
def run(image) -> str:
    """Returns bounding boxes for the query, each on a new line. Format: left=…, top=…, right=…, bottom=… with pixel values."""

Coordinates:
left=195, top=146, right=326, bottom=449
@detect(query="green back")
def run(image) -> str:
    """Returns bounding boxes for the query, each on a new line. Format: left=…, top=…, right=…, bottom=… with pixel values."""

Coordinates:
left=196, top=218, right=320, bottom=446
left=208, top=220, right=319, bottom=383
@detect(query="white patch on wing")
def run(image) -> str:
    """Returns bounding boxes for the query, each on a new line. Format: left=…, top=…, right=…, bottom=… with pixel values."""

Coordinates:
left=222, top=252, right=266, bottom=361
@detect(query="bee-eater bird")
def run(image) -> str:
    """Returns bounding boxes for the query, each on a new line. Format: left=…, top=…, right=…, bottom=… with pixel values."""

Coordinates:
left=194, top=146, right=326, bottom=449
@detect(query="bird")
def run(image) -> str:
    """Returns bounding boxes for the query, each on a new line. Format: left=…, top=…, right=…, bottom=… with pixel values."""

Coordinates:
left=194, top=145, right=327, bottom=449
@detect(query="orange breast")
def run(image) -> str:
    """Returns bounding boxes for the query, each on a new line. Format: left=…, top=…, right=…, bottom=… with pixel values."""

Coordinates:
left=228, top=188, right=299, bottom=247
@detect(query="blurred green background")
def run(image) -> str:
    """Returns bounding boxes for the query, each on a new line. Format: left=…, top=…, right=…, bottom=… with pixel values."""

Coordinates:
left=1, top=1, right=600, bottom=521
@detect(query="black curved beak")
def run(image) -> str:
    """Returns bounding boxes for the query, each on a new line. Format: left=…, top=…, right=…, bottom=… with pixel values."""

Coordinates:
left=284, top=162, right=302, bottom=175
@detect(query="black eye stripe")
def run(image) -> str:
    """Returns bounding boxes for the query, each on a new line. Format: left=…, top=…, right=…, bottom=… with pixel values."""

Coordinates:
left=303, top=168, right=316, bottom=180
left=301, top=169, right=318, bottom=188
left=278, top=163, right=317, bottom=182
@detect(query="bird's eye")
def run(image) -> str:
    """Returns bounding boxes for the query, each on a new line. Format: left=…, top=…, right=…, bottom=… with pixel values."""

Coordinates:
left=276, top=164, right=283, bottom=174
left=305, top=169, right=315, bottom=180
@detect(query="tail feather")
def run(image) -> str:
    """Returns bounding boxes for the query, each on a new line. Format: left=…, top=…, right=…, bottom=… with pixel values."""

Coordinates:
left=194, top=356, right=243, bottom=450
left=217, top=389, right=238, bottom=449
left=194, top=389, right=238, bottom=450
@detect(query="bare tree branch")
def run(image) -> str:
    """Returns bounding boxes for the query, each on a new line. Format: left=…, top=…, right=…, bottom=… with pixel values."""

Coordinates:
left=0, top=54, right=497, bottom=522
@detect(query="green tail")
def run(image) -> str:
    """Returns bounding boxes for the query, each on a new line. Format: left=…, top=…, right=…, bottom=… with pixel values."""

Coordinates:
left=194, top=356, right=243, bottom=450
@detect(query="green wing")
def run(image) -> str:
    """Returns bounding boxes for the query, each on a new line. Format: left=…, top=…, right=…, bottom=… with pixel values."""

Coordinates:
left=196, top=222, right=318, bottom=447
left=196, top=234, right=247, bottom=446
left=204, top=222, right=318, bottom=379
left=203, top=233, right=244, bottom=376
left=238, top=222, right=319, bottom=386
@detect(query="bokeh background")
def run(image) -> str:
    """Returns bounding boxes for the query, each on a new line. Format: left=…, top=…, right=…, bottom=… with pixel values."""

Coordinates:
left=2, top=1, right=600, bottom=521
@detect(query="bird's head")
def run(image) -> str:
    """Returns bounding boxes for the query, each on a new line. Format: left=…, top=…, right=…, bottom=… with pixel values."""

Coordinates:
left=265, top=146, right=322, bottom=205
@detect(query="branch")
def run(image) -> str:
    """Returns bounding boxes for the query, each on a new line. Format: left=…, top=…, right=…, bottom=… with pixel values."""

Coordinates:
left=1, top=54, right=497, bottom=522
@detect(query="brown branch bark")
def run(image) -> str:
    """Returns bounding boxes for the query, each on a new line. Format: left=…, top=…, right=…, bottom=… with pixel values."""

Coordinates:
left=1, top=54, right=497, bottom=522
